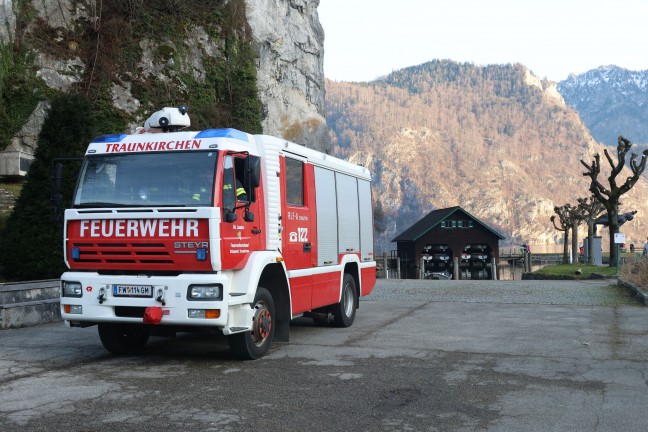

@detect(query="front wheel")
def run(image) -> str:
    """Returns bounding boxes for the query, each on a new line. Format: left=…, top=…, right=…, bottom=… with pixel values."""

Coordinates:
left=229, top=287, right=275, bottom=360
left=98, top=323, right=150, bottom=354
left=331, top=273, right=358, bottom=327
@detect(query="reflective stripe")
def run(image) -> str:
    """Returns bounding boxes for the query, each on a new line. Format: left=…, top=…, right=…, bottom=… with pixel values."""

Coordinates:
left=236, top=187, right=247, bottom=197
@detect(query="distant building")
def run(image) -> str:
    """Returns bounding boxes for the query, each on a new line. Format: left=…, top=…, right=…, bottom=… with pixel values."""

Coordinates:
left=392, top=206, right=505, bottom=279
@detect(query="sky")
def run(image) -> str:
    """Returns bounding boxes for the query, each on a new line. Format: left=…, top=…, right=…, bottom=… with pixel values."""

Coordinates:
left=318, top=0, right=648, bottom=83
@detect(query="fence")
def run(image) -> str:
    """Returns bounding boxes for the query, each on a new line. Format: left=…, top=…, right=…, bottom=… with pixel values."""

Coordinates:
left=376, top=252, right=563, bottom=280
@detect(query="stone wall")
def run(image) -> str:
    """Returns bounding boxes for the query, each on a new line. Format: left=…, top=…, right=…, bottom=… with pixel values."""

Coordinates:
left=0, top=188, right=16, bottom=213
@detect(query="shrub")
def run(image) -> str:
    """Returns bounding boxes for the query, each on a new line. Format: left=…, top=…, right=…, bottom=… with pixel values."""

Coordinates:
left=620, top=256, right=648, bottom=288
left=0, top=94, right=93, bottom=281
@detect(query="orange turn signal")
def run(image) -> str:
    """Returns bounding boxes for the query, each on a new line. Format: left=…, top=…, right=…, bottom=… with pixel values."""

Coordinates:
left=205, top=309, right=221, bottom=319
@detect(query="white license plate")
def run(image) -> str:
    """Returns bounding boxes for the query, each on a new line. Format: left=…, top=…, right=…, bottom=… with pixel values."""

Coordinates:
left=112, top=284, right=152, bottom=297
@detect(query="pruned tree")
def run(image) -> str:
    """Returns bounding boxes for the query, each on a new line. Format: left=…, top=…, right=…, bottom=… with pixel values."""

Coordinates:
left=577, top=196, right=605, bottom=264
left=551, top=205, right=572, bottom=264
left=565, top=203, right=586, bottom=264
left=580, top=136, right=648, bottom=267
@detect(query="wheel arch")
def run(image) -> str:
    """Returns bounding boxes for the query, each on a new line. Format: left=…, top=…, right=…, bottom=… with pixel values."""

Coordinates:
left=258, top=262, right=291, bottom=342
left=343, top=261, right=360, bottom=307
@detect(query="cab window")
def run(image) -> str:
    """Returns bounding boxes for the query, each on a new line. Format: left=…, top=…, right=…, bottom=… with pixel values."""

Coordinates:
left=285, top=158, right=304, bottom=206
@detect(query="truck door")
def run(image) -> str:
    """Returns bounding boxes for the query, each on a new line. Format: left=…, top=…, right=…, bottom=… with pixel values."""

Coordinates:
left=220, top=154, right=263, bottom=270
left=280, top=156, right=316, bottom=313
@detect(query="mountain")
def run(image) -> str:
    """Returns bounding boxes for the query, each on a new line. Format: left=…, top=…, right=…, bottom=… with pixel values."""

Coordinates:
left=326, top=60, right=648, bottom=253
left=558, top=66, right=648, bottom=145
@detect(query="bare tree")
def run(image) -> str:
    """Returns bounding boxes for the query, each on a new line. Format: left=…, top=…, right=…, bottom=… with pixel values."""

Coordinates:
left=565, top=203, right=586, bottom=264
left=551, top=205, right=572, bottom=264
left=576, top=196, right=606, bottom=264
left=580, top=136, right=648, bottom=267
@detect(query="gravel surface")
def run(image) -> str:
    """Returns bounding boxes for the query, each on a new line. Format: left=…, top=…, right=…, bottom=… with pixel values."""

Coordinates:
left=364, top=278, right=643, bottom=306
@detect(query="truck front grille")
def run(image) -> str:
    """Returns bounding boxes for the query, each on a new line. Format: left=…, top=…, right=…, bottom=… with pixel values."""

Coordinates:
left=72, top=242, right=173, bottom=264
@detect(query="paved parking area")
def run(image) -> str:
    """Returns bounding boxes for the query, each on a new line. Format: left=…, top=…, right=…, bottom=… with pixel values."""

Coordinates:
left=1, top=279, right=647, bottom=431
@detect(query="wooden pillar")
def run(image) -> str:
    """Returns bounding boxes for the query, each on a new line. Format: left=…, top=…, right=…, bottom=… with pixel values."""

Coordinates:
left=396, top=256, right=401, bottom=280
left=383, top=252, right=388, bottom=279
left=420, top=256, right=425, bottom=279
left=453, top=257, right=459, bottom=280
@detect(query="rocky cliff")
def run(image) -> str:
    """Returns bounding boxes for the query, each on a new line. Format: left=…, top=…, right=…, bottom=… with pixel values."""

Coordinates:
left=245, top=0, right=325, bottom=135
left=0, top=0, right=325, bottom=176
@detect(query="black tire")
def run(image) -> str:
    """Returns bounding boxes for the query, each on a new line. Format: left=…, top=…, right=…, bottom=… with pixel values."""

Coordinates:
left=98, top=323, right=150, bottom=354
left=331, top=273, right=358, bottom=327
left=229, top=287, right=275, bottom=360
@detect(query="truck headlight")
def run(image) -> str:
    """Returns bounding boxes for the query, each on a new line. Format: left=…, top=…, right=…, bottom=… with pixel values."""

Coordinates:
left=62, top=281, right=83, bottom=298
left=188, top=284, right=222, bottom=300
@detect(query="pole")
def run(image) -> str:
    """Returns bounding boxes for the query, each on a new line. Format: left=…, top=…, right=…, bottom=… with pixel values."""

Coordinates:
left=616, top=241, right=620, bottom=276
left=616, top=227, right=620, bottom=276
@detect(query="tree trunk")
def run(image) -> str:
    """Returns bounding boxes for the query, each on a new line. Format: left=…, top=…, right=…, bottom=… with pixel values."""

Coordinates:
left=587, top=220, right=595, bottom=264
left=571, top=222, right=579, bottom=264
left=563, top=231, right=570, bottom=264
left=608, top=209, right=619, bottom=267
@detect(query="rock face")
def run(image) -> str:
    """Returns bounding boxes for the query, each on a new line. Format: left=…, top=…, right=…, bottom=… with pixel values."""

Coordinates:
left=0, top=0, right=326, bottom=176
left=244, top=0, right=325, bottom=136
left=0, top=101, right=50, bottom=176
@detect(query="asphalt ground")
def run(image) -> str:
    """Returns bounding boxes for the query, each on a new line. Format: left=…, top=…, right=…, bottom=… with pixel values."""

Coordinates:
left=1, top=279, right=647, bottom=431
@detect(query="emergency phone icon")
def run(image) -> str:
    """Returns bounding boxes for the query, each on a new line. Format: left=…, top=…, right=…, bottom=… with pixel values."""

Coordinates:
left=289, top=228, right=308, bottom=242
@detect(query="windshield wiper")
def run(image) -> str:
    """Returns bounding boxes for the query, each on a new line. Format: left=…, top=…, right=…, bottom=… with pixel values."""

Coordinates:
left=75, top=202, right=190, bottom=209
left=75, top=202, right=125, bottom=208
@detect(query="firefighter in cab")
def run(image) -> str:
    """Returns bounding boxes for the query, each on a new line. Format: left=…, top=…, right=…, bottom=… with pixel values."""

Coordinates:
left=223, top=182, right=248, bottom=202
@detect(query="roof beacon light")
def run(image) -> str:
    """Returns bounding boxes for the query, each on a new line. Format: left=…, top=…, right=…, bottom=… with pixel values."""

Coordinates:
left=143, top=105, right=190, bottom=133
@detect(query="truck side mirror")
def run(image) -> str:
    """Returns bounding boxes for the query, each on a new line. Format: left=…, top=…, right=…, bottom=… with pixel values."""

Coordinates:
left=53, top=162, right=63, bottom=191
left=51, top=162, right=63, bottom=223
left=246, top=156, right=261, bottom=189
left=224, top=210, right=238, bottom=223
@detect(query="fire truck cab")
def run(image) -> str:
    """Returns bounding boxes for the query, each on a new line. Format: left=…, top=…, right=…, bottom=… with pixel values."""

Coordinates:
left=59, top=107, right=376, bottom=359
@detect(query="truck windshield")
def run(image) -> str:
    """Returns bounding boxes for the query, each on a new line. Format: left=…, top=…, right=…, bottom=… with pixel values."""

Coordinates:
left=73, top=151, right=218, bottom=207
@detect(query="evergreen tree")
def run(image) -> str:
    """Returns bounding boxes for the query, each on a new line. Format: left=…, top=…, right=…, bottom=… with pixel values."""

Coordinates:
left=0, top=94, right=94, bottom=280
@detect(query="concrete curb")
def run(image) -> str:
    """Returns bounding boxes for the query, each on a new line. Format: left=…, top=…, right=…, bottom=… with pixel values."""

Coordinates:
left=617, top=279, right=648, bottom=306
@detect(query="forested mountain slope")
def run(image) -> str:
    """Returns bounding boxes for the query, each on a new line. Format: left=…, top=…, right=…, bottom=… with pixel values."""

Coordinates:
left=326, top=60, right=648, bottom=252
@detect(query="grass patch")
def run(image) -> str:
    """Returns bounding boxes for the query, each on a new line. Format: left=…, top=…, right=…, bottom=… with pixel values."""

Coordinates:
left=534, top=264, right=618, bottom=278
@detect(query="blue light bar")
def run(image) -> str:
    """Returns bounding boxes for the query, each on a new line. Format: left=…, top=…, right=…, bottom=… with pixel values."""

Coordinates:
left=194, top=128, right=248, bottom=142
left=196, top=248, right=207, bottom=261
left=91, top=134, right=127, bottom=143
left=71, top=247, right=80, bottom=260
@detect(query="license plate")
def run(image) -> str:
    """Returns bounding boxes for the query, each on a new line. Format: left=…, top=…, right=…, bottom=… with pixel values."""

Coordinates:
left=112, top=284, right=152, bottom=297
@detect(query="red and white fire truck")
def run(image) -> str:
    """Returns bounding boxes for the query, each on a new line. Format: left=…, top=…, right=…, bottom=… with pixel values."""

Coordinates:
left=59, top=106, right=376, bottom=359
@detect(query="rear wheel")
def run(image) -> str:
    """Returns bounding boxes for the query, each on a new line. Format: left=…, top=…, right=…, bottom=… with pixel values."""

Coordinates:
left=229, top=287, right=275, bottom=360
left=331, top=273, right=358, bottom=327
left=98, top=323, right=150, bottom=354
